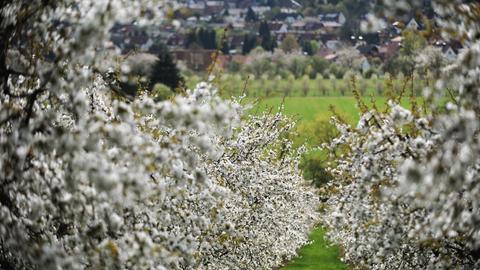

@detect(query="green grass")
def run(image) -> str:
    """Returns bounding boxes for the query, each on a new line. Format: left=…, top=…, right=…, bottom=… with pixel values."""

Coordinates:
left=250, top=97, right=361, bottom=123
left=282, top=228, right=347, bottom=270
left=250, top=96, right=422, bottom=124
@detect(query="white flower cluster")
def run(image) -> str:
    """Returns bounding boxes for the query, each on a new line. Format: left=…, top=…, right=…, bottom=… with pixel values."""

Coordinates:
left=0, top=1, right=318, bottom=269
left=322, top=1, right=480, bottom=269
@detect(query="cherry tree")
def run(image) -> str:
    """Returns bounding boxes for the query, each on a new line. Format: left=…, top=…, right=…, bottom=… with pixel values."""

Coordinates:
left=322, top=0, right=480, bottom=269
left=0, top=1, right=318, bottom=269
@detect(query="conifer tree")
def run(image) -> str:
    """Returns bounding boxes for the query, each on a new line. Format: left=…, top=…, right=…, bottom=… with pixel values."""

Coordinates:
left=259, top=21, right=276, bottom=52
left=245, top=7, right=258, bottom=22
left=150, top=44, right=184, bottom=90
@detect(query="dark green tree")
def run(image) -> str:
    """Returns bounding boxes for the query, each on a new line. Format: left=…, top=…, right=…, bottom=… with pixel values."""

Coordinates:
left=185, top=29, right=198, bottom=49
left=259, top=21, right=276, bottom=52
left=150, top=45, right=184, bottom=90
left=242, top=34, right=257, bottom=55
left=301, top=40, right=314, bottom=56
left=221, top=39, right=230, bottom=55
left=185, top=27, right=217, bottom=50
left=205, top=28, right=217, bottom=50
left=245, top=7, right=258, bottom=22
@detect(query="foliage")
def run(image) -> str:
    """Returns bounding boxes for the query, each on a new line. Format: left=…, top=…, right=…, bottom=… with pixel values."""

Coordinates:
left=242, top=34, right=257, bottom=55
left=383, top=30, right=427, bottom=75
left=185, top=27, right=217, bottom=50
left=334, top=49, right=363, bottom=72
left=245, top=7, right=258, bottom=22
left=322, top=1, right=480, bottom=268
left=259, top=20, right=277, bottom=52
left=152, top=83, right=174, bottom=101
left=281, top=34, right=301, bottom=54
left=0, top=1, right=319, bottom=269
left=150, top=44, right=184, bottom=90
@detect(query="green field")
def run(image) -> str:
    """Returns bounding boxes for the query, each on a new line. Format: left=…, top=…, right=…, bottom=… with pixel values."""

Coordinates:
left=250, top=96, right=418, bottom=124
left=282, top=228, right=347, bottom=270
left=251, top=96, right=361, bottom=123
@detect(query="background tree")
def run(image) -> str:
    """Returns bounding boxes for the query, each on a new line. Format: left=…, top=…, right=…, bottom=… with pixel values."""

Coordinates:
left=0, top=2, right=318, bottom=269
left=150, top=45, right=184, bottom=90
left=301, top=40, right=315, bottom=56
left=245, top=7, right=258, bottom=22
left=221, top=39, right=230, bottom=55
left=322, top=1, right=480, bottom=268
left=242, top=34, right=257, bottom=55
left=185, top=27, right=217, bottom=50
left=259, top=21, right=276, bottom=52
left=329, top=74, right=337, bottom=93
left=302, top=75, right=310, bottom=96
left=281, top=34, right=300, bottom=54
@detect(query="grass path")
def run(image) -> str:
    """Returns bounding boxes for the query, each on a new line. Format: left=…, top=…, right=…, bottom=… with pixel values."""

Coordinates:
left=282, top=228, right=347, bottom=270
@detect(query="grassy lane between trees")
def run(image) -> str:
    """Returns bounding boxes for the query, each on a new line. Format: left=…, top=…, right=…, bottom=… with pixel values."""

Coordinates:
left=250, top=98, right=357, bottom=270
left=250, top=96, right=416, bottom=270
left=281, top=228, right=347, bottom=270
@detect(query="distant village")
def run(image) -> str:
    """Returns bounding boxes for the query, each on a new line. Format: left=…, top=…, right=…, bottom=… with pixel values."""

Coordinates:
left=109, top=0, right=463, bottom=73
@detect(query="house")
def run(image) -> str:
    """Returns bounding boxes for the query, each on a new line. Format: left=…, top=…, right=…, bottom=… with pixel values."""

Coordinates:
left=356, top=44, right=379, bottom=57
left=438, top=41, right=463, bottom=61
left=227, top=35, right=246, bottom=53
left=303, top=21, right=324, bottom=33
left=324, top=53, right=337, bottom=61
left=188, top=1, right=206, bottom=15
left=317, top=48, right=334, bottom=58
left=276, top=24, right=289, bottom=34
left=231, top=20, right=246, bottom=30
left=298, top=33, right=322, bottom=43
left=271, top=23, right=289, bottom=41
left=362, top=33, right=381, bottom=45
left=291, top=21, right=306, bottom=32
left=166, top=33, right=185, bottom=48
left=268, top=22, right=285, bottom=32
left=224, top=0, right=236, bottom=9
left=442, top=46, right=458, bottom=61
left=432, top=39, right=463, bottom=61
left=110, top=23, right=151, bottom=54
left=252, top=6, right=271, bottom=17
left=205, top=1, right=225, bottom=15
left=272, top=12, right=304, bottom=24
left=172, top=49, right=216, bottom=71
left=391, top=21, right=404, bottom=34
left=198, top=15, right=212, bottom=22
left=319, top=12, right=346, bottom=28
left=223, top=8, right=246, bottom=24
left=378, top=42, right=400, bottom=60
left=216, top=54, right=249, bottom=69
left=391, top=36, right=403, bottom=44
left=277, top=0, right=302, bottom=10
left=361, top=58, right=371, bottom=73
left=325, top=40, right=343, bottom=50
left=406, top=17, right=420, bottom=30
left=235, top=0, right=257, bottom=9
